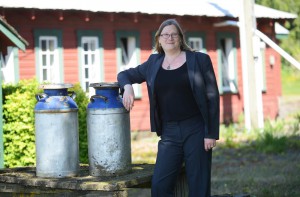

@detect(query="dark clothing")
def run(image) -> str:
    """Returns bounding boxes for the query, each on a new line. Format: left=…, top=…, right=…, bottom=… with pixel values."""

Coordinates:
left=154, top=62, right=200, bottom=121
left=117, top=50, right=220, bottom=139
left=151, top=114, right=211, bottom=197
left=117, top=50, right=218, bottom=196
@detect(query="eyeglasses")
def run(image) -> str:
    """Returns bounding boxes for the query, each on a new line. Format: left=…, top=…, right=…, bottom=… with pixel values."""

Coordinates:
left=160, top=33, right=179, bottom=39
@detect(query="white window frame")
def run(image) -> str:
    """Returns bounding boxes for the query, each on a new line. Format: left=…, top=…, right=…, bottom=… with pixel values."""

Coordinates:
left=80, top=36, right=101, bottom=96
left=38, top=36, right=59, bottom=83
left=220, top=38, right=237, bottom=92
left=188, top=37, right=204, bottom=52
left=1, top=47, right=16, bottom=83
left=119, top=36, right=142, bottom=98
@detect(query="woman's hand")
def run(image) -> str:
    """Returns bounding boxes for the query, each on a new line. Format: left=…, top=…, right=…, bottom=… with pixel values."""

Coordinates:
left=123, top=84, right=135, bottom=111
left=204, top=138, right=216, bottom=151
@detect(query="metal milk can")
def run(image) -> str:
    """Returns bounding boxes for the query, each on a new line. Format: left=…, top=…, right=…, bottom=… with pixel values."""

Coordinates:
left=34, top=84, right=79, bottom=178
left=87, top=82, right=131, bottom=176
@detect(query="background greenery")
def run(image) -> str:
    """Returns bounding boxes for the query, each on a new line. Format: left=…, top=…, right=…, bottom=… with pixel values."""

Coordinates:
left=256, top=0, right=300, bottom=62
left=256, top=0, right=300, bottom=96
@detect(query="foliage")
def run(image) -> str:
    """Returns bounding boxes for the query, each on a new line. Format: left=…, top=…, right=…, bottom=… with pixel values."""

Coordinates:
left=69, top=83, right=89, bottom=164
left=2, top=80, right=89, bottom=167
left=217, top=115, right=300, bottom=154
left=294, top=112, right=300, bottom=130
left=281, top=65, right=300, bottom=95
left=220, top=124, right=238, bottom=148
left=2, top=79, right=41, bottom=167
left=255, top=0, right=300, bottom=63
left=255, top=130, right=287, bottom=154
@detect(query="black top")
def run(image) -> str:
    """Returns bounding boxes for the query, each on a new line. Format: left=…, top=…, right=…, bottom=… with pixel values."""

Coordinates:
left=154, top=62, right=200, bottom=121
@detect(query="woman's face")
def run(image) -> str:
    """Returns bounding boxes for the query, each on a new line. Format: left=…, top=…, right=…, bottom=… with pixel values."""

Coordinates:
left=159, top=24, right=181, bottom=52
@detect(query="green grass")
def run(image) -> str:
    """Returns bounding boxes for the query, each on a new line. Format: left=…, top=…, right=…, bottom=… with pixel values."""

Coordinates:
left=281, top=65, right=300, bottom=95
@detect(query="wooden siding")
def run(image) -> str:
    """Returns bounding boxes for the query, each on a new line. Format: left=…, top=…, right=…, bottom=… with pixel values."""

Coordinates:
left=2, top=9, right=282, bottom=131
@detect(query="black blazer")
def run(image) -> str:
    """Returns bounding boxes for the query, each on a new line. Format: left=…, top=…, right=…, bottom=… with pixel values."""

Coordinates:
left=117, top=50, right=220, bottom=139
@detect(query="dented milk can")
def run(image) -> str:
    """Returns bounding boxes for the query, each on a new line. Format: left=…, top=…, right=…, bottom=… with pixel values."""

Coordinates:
left=34, top=84, right=79, bottom=178
left=87, top=82, right=131, bottom=176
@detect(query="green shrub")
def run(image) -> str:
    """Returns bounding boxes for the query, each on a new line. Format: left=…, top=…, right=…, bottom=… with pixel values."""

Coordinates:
left=2, top=80, right=89, bottom=167
left=256, top=131, right=287, bottom=153
left=220, top=124, right=237, bottom=148
left=254, top=120, right=287, bottom=153
left=2, top=79, right=40, bottom=167
left=69, top=83, right=89, bottom=164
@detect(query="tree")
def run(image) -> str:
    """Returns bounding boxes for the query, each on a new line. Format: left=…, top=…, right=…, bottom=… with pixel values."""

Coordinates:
left=256, top=0, right=300, bottom=62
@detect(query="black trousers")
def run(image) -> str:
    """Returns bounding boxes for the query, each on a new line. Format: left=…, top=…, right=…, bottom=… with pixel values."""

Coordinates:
left=151, top=114, right=212, bottom=197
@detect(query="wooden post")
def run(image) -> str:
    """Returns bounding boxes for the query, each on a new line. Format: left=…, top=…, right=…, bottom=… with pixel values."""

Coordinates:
left=239, top=0, right=264, bottom=130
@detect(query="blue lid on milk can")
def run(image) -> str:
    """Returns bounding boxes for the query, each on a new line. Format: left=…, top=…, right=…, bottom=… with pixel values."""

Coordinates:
left=34, top=83, right=78, bottom=112
left=87, top=82, right=124, bottom=109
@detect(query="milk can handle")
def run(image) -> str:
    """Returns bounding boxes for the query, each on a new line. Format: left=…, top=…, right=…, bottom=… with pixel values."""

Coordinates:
left=90, top=95, right=108, bottom=103
left=68, top=91, right=76, bottom=99
left=35, top=93, right=48, bottom=101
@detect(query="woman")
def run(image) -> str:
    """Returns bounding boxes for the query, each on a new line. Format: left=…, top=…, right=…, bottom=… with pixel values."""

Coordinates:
left=117, top=19, right=219, bottom=197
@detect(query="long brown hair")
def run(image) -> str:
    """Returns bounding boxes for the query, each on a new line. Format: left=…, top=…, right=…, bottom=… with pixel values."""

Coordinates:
left=154, top=19, right=192, bottom=54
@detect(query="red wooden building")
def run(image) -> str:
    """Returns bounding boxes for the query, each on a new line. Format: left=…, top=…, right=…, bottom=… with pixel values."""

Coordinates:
left=0, top=0, right=296, bottom=131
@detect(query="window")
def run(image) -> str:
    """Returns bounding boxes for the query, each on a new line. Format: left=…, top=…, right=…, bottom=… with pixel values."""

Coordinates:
left=77, top=31, right=103, bottom=96
left=188, top=37, right=203, bottom=52
left=217, top=33, right=238, bottom=93
left=34, top=30, right=63, bottom=83
left=82, top=37, right=98, bottom=92
left=0, top=47, right=19, bottom=84
left=39, top=36, right=59, bottom=82
left=116, top=31, right=141, bottom=98
left=186, top=32, right=206, bottom=52
left=258, top=40, right=267, bottom=91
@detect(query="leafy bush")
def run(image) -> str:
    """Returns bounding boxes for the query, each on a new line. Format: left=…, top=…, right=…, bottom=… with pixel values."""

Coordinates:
left=220, top=124, right=237, bottom=148
left=2, top=80, right=89, bottom=167
left=255, top=131, right=287, bottom=153
left=69, top=83, right=89, bottom=164
left=2, top=79, right=40, bottom=167
left=254, top=120, right=287, bottom=153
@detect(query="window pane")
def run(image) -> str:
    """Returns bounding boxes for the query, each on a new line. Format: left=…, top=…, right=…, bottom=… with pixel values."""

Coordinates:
left=43, top=69, right=47, bottom=81
left=83, top=43, right=88, bottom=51
left=49, top=40, right=55, bottom=51
left=189, top=38, right=203, bottom=51
left=195, top=41, right=200, bottom=49
left=50, top=54, right=54, bottom=66
left=42, top=55, right=47, bottom=66
left=41, top=40, right=47, bottom=51
left=121, top=38, right=128, bottom=65
left=84, top=54, right=88, bottom=65
left=220, top=39, right=229, bottom=88
left=189, top=41, right=194, bottom=49
left=85, top=82, right=89, bottom=92
left=85, top=68, right=89, bottom=78
left=91, top=54, right=95, bottom=64
left=91, top=41, right=96, bottom=51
